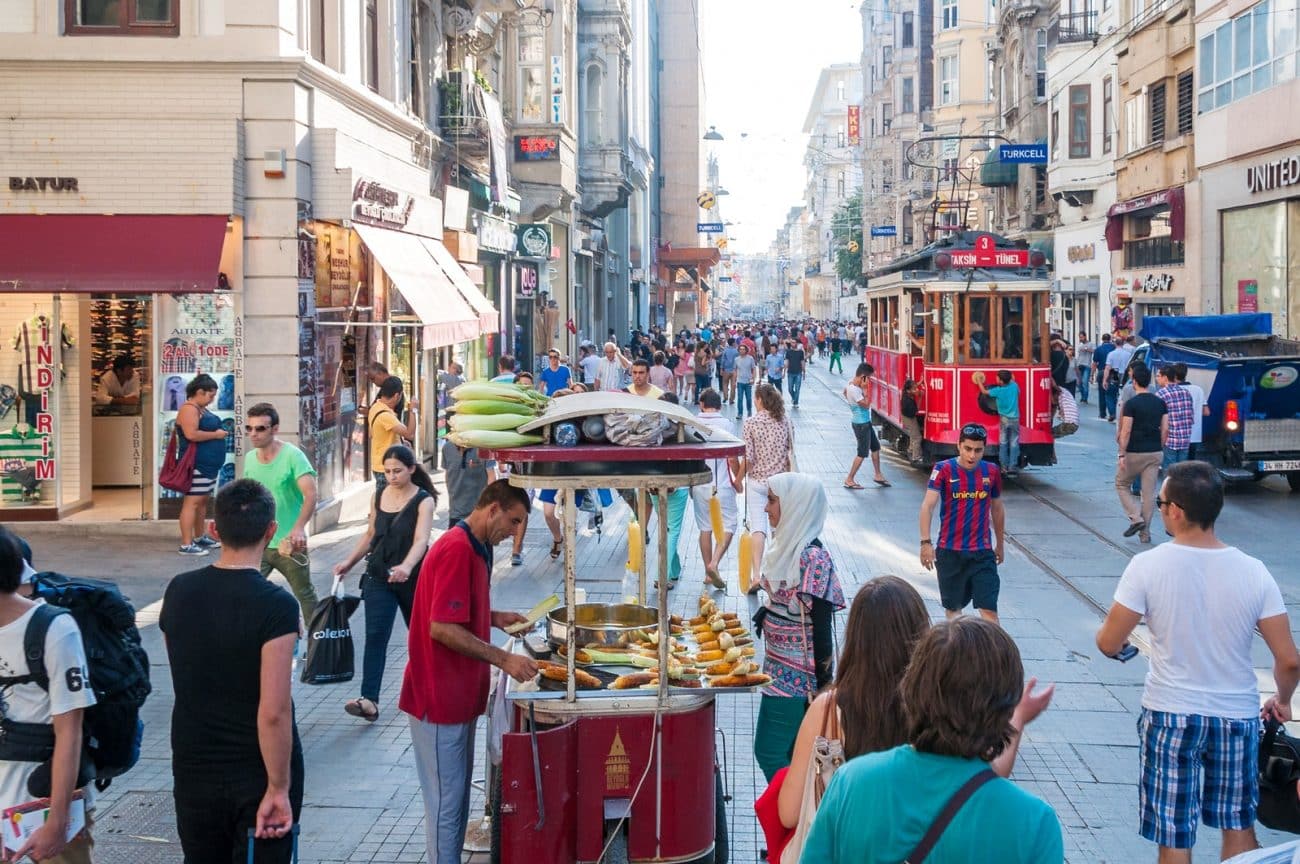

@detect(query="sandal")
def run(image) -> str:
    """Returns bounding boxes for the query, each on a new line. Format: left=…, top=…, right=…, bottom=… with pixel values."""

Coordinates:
left=345, top=698, right=379, bottom=722
left=873, top=478, right=892, bottom=487
left=549, top=539, right=562, bottom=560
left=842, top=481, right=864, bottom=489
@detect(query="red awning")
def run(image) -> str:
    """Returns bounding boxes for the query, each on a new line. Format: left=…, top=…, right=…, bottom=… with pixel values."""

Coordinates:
left=0, top=214, right=229, bottom=293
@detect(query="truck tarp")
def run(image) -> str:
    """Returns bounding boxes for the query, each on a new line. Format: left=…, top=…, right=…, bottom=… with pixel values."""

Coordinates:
left=1140, top=313, right=1273, bottom=341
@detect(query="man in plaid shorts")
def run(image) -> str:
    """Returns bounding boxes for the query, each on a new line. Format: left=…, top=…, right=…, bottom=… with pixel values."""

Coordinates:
left=1096, top=461, right=1300, bottom=862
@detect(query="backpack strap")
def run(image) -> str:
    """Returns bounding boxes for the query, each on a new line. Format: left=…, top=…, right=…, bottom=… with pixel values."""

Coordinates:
left=0, top=604, right=66, bottom=692
left=905, top=769, right=997, bottom=863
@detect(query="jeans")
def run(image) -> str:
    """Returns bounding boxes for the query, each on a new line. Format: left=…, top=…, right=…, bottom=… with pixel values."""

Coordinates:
left=694, top=373, right=711, bottom=401
left=260, top=546, right=319, bottom=623
left=787, top=373, right=803, bottom=405
left=998, top=417, right=1021, bottom=471
left=174, top=752, right=305, bottom=864
left=767, top=375, right=784, bottom=393
left=409, top=717, right=475, bottom=864
left=1104, top=380, right=1119, bottom=419
left=736, top=382, right=753, bottom=416
left=1161, top=446, right=1189, bottom=473
left=1076, top=366, right=1091, bottom=402
left=360, top=572, right=416, bottom=703
left=754, top=695, right=809, bottom=782
left=1117, top=451, right=1162, bottom=531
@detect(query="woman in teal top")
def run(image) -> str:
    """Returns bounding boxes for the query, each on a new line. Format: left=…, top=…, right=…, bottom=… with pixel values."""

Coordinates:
left=800, top=618, right=1063, bottom=864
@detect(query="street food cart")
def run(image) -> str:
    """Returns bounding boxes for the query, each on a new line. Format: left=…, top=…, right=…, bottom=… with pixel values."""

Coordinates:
left=482, top=439, right=750, bottom=864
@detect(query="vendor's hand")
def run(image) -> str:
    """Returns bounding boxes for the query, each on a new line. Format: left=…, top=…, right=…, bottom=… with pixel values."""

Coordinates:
left=502, top=653, right=539, bottom=683
left=920, top=544, right=936, bottom=570
left=15, top=816, right=69, bottom=862
left=289, top=529, right=308, bottom=553
left=1264, top=694, right=1294, bottom=723
left=492, top=611, right=529, bottom=631
left=254, top=787, right=294, bottom=839
left=388, top=564, right=411, bottom=583
left=1011, top=677, right=1055, bottom=729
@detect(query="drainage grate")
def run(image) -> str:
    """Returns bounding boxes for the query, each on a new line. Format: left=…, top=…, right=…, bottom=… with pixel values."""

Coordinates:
left=92, top=790, right=183, bottom=863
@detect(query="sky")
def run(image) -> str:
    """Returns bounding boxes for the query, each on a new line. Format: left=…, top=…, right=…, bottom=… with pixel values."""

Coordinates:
left=697, top=0, right=864, bottom=254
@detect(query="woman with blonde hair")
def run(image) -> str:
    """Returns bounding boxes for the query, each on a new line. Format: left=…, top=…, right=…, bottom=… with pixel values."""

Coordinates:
left=737, top=383, right=795, bottom=596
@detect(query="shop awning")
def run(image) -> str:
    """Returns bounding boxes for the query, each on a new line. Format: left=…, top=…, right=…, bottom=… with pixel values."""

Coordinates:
left=979, top=149, right=1019, bottom=187
left=0, top=214, right=228, bottom=293
left=1104, top=186, right=1185, bottom=251
left=353, top=224, right=482, bottom=347
left=421, top=237, right=500, bottom=334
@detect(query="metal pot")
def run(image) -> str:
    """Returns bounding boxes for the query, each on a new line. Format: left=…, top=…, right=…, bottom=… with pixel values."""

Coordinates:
left=546, top=603, right=659, bottom=648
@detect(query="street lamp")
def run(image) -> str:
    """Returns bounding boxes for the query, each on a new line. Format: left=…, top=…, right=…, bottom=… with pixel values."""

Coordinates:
left=703, top=126, right=724, bottom=141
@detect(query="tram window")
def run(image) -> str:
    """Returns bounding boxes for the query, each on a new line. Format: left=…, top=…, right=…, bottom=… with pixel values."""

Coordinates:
left=999, top=295, right=1025, bottom=360
left=907, top=293, right=924, bottom=354
left=967, top=296, right=991, bottom=360
left=939, top=295, right=956, bottom=364
left=888, top=296, right=899, bottom=351
left=1030, top=292, right=1047, bottom=362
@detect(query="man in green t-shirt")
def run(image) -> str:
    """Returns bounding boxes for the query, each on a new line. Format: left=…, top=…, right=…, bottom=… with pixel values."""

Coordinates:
left=242, top=402, right=319, bottom=620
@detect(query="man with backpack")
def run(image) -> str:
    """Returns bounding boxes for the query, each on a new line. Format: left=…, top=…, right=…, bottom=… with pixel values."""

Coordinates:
left=161, top=479, right=303, bottom=863
left=0, top=526, right=96, bottom=863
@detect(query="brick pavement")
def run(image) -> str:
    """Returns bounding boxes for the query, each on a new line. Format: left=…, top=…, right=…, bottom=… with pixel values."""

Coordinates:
left=17, top=352, right=1300, bottom=862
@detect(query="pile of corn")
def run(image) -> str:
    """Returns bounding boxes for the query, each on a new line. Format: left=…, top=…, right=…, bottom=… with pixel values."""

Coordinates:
left=447, top=382, right=548, bottom=449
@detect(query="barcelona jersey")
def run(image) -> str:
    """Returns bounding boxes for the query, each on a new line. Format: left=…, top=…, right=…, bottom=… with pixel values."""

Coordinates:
left=928, top=459, right=1002, bottom=552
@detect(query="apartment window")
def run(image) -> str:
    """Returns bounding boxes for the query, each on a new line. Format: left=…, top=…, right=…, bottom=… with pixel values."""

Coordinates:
left=903, top=77, right=915, bottom=113
left=882, top=102, right=893, bottom=133
left=940, top=55, right=959, bottom=105
left=66, top=0, right=179, bottom=34
left=942, top=0, right=959, bottom=29
left=1035, top=29, right=1048, bottom=100
left=1051, top=109, right=1060, bottom=160
left=988, top=0, right=997, bottom=24
left=1034, top=166, right=1047, bottom=208
left=410, top=0, right=434, bottom=120
left=1123, top=205, right=1185, bottom=268
left=986, top=57, right=995, bottom=101
left=903, top=11, right=915, bottom=47
left=364, top=0, right=379, bottom=92
left=1176, top=70, right=1194, bottom=134
left=1149, top=80, right=1166, bottom=143
left=1102, top=76, right=1113, bottom=153
left=583, top=65, right=603, bottom=146
left=882, top=160, right=895, bottom=191
left=307, top=0, right=325, bottom=61
left=837, top=80, right=847, bottom=102
left=518, top=30, right=546, bottom=122
left=882, top=45, right=893, bottom=74
left=1069, top=85, right=1091, bottom=157
left=1124, top=95, right=1148, bottom=153
left=1197, top=0, right=1294, bottom=113
left=941, top=139, right=959, bottom=181
left=837, top=128, right=846, bottom=148
left=838, top=172, right=847, bottom=196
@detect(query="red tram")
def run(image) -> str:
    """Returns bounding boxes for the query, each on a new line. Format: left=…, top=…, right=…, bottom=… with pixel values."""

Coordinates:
left=861, top=231, right=1057, bottom=468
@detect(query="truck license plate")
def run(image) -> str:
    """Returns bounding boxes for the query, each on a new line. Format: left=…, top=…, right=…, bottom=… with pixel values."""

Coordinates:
left=1258, top=460, right=1300, bottom=471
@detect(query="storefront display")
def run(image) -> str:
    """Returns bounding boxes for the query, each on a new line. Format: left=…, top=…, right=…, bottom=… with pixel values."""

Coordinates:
left=0, top=302, right=59, bottom=507
left=1220, top=200, right=1300, bottom=336
left=90, top=298, right=150, bottom=487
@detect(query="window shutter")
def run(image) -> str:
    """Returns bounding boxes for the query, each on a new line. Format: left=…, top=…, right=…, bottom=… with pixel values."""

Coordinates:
left=1149, top=81, right=1166, bottom=144
left=1176, top=72, right=1193, bottom=135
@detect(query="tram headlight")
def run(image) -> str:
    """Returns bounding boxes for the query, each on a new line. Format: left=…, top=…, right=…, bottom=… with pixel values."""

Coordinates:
left=935, top=252, right=952, bottom=271
left=1029, top=250, right=1047, bottom=268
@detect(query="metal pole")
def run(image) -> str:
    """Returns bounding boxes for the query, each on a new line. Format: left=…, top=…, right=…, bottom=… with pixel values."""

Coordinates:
left=636, top=488, right=649, bottom=605
left=656, top=487, right=670, bottom=708
left=564, top=487, right=578, bottom=703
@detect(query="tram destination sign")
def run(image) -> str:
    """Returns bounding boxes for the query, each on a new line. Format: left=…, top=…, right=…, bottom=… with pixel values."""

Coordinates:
left=940, top=234, right=1032, bottom=269
left=998, top=143, right=1048, bottom=165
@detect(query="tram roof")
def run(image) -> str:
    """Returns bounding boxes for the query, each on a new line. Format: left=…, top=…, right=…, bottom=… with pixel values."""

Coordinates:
left=866, top=230, right=1052, bottom=289
left=864, top=269, right=1053, bottom=293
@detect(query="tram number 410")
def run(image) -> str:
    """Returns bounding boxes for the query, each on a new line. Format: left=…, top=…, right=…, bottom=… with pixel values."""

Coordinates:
left=928, top=378, right=944, bottom=391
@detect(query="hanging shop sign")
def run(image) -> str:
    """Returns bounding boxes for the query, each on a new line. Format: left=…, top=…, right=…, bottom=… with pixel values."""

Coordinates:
left=515, top=262, right=539, bottom=299
left=847, top=106, right=861, bottom=145
left=351, top=179, right=414, bottom=231
left=1066, top=243, right=1096, bottom=263
left=477, top=213, right=518, bottom=254
left=550, top=55, right=564, bottom=124
left=1131, top=272, right=1175, bottom=293
left=517, top=223, right=552, bottom=258
left=514, top=135, right=560, bottom=161
left=1246, top=154, right=1300, bottom=194
left=8, top=177, right=78, bottom=192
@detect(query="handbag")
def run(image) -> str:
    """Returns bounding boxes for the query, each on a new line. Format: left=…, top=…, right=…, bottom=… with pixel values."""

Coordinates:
left=158, top=426, right=197, bottom=494
left=781, top=691, right=845, bottom=864
left=1259, top=718, right=1300, bottom=833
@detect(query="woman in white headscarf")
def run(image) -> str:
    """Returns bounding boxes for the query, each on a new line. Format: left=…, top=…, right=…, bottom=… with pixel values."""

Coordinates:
left=752, top=472, right=845, bottom=781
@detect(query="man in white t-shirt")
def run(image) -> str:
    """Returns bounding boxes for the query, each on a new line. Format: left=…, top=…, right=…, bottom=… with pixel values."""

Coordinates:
left=689, top=389, right=738, bottom=590
left=1171, top=362, right=1208, bottom=458
left=595, top=342, right=631, bottom=392
left=1096, top=461, right=1300, bottom=863
left=0, top=528, right=96, bottom=863
left=578, top=344, right=602, bottom=386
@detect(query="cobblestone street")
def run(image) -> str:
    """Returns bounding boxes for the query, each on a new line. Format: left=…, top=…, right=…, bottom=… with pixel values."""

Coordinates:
left=20, top=357, right=1300, bottom=863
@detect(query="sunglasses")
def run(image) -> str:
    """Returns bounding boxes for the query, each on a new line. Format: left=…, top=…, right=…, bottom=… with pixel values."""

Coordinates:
left=960, top=424, right=988, bottom=440
left=244, top=424, right=272, bottom=433
left=1155, top=497, right=1178, bottom=510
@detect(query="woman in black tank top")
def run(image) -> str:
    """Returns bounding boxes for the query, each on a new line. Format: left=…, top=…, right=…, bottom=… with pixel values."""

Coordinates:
left=333, top=446, right=438, bottom=722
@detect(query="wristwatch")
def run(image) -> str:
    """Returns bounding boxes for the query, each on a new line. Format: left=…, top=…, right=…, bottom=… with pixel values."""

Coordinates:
left=920, top=539, right=932, bottom=547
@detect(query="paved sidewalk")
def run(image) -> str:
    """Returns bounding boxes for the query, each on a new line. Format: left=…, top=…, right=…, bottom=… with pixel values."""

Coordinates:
left=20, top=355, right=1300, bottom=862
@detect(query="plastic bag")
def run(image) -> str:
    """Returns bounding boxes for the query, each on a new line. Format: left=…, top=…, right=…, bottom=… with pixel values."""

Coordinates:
left=300, top=577, right=361, bottom=685
left=487, top=660, right=512, bottom=766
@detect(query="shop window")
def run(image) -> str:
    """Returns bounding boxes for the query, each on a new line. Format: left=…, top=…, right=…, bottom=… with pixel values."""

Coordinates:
left=1221, top=201, right=1292, bottom=335
left=1069, top=85, right=1091, bottom=158
left=1124, top=205, right=1185, bottom=268
left=66, top=0, right=179, bottom=35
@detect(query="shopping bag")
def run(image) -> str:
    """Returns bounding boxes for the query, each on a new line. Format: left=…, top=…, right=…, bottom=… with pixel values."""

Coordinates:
left=299, top=578, right=361, bottom=685
left=487, top=660, right=512, bottom=766
left=1259, top=719, right=1300, bottom=834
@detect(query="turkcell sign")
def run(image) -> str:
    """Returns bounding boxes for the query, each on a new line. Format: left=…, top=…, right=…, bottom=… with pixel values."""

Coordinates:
left=870, top=225, right=898, bottom=237
left=718, top=276, right=733, bottom=282
left=999, top=143, right=1048, bottom=164
left=697, top=222, right=725, bottom=233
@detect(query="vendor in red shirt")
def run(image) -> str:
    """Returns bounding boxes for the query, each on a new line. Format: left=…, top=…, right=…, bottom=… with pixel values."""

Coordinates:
left=400, top=479, right=537, bottom=863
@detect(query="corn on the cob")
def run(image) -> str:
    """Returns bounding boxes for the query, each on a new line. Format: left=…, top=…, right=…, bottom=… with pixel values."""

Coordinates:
left=448, top=413, right=536, bottom=432
left=626, top=519, right=643, bottom=571
left=450, top=382, right=548, bottom=405
left=451, top=399, right=543, bottom=416
left=738, top=529, right=752, bottom=594
left=709, top=493, right=725, bottom=545
left=448, top=430, right=543, bottom=449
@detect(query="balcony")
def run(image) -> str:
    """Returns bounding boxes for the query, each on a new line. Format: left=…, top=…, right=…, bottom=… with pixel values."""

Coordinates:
left=1055, top=9, right=1098, bottom=43
left=438, top=72, right=492, bottom=155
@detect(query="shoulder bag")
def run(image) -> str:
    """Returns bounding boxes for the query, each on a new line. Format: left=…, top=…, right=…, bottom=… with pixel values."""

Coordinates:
left=1258, top=718, right=1300, bottom=833
left=780, top=691, right=845, bottom=864
left=902, top=768, right=998, bottom=863
left=158, top=425, right=196, bottom=494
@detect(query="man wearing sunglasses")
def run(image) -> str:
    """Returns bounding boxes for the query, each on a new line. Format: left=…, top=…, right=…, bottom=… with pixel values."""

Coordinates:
left=918, top=423, right=1006, bottom=625
left=243, top=403, right=320, bottom=622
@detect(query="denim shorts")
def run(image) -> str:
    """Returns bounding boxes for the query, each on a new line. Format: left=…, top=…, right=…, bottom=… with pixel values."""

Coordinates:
left=1138, top=709, right=1260, bottom=848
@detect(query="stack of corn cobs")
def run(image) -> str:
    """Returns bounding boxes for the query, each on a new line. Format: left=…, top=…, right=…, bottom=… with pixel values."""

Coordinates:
left=446, top=382, right=549, bottom=449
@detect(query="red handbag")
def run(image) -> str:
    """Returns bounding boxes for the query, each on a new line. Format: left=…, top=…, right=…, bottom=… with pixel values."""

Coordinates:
left=159, top=427, right=197, bottom=494
left=754, top=766, right=794, bottom=864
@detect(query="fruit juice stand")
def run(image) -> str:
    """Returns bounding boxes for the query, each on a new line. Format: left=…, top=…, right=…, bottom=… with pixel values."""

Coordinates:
left=478, top=422, right=756, bottom=864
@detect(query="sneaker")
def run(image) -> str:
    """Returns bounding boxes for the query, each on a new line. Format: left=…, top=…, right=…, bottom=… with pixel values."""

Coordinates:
left=1123, top=521, right=1146, bottom=538
left=511, top=553, right=523, bottom=566
left=195, top=535, right=221, bottom=549
left=178, top=543, right=209, bottom=556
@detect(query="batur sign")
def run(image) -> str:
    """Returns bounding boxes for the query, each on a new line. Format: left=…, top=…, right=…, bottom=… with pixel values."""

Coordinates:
left=9, top=177, right=78, bottom=192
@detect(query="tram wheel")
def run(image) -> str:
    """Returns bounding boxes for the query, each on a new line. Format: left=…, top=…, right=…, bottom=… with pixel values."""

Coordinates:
left=1289, top=472, right=1300, bottom=493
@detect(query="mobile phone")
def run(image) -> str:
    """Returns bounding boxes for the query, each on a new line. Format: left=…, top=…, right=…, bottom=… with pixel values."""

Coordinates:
left=1110, top=644, right=1139, bottom=662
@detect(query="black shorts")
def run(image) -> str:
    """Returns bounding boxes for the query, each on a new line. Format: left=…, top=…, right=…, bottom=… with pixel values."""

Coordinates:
left=852, top=422, right=880, bottom=457
left=935, top=548, right=1000, bottom=612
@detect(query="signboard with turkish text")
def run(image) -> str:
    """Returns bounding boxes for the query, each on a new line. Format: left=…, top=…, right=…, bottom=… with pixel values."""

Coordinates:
left=946, top=235, right=1030, bottom=268
left=697, top=222, right=724, bottom=233
left=847, top=106, right=861, bottom=145
left=998, top=143, right=1048, bottom=165
left=477, top=213, right=517, bottom=255
left=514, top=135, right=560, bottom=161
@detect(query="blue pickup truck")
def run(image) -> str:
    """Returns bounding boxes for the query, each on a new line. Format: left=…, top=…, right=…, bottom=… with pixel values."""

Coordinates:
left=1133, top=314, right=1300, bottom=490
